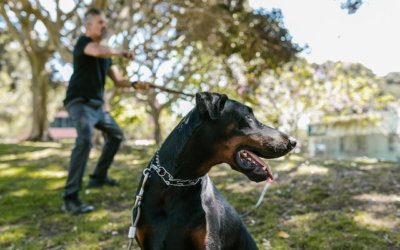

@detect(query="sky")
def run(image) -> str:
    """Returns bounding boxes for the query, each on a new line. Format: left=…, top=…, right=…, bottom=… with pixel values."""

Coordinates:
left=248, top=0, right=400, bottom=76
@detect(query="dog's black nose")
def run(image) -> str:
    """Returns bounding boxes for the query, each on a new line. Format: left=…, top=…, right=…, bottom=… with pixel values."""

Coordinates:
left=288, top=137, right=297, bottom=148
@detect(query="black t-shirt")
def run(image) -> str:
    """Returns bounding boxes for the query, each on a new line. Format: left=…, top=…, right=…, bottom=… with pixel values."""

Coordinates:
left=64, top=36, right=113, bottom=106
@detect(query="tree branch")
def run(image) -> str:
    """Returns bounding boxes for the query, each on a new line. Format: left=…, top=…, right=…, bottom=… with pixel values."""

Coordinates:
left=18, top=0, right=74, bottom=62
left=63, top=0, right=84, bottom=27
left=170, top=6, right=233, bottom=22
left=0, top=4, right=25, bottom=47
left=91, top=0, right=108, bottom=12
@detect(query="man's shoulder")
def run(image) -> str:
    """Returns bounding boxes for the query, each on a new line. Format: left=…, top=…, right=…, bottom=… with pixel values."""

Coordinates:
left=74, top=36, right=93, bottom=54
left=76, top=36, right=93, bottom=45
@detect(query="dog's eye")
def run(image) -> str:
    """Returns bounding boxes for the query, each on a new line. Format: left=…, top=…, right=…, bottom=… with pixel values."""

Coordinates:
left=245, top=114, right=253, bottom=121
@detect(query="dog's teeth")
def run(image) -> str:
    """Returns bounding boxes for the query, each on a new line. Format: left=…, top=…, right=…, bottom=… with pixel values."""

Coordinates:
left=243, top=153, right=247, bottom=157
left=247, top=158, right=252, bottom=161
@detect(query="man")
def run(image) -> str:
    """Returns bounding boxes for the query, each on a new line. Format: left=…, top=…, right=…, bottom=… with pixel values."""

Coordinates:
left=62, top=8, right=149, bottom=215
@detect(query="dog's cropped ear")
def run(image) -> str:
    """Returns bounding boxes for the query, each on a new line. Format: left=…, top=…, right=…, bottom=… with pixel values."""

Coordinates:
left=196, top=92, right=228, bottom=120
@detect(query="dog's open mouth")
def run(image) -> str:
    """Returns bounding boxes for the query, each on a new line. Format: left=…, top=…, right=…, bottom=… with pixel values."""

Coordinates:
left=237, top=150, right=274, bottom=182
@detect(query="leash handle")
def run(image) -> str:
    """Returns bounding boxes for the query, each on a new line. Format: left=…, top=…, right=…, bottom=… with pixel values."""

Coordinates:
left=240, top=173, right=278, bottom=218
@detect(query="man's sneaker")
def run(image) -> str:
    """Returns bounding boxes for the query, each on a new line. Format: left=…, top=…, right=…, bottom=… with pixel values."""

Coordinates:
left=62, top=198, right=94, bottom=215
left=87, top=175, right=119, bottom=188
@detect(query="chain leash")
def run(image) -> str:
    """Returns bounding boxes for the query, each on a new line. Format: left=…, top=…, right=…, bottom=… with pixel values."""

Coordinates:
left=127, top=167, right=151, bottom=250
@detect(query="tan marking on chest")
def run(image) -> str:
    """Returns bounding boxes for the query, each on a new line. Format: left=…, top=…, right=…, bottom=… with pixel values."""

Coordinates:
left=136, top=226, right=153, bottom=246
left=187, top=226, right=207, bottom=249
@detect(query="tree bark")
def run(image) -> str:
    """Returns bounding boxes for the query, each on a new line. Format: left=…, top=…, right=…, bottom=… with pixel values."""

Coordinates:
left=150, top=108, right=162, bottom=145
left=145, top=94, right=179, bottom=145
left=92, top=129, right=105, bottom=149
left=27, top=54, right=53, bottom=141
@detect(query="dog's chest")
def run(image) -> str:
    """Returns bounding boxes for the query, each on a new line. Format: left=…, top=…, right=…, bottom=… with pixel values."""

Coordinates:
left=136, top=182, right=208, bottom=249
left=136, top=209, right=207, bottom=249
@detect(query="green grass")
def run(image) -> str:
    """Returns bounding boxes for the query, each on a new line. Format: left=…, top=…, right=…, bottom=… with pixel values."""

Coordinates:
left=0, top=141, right=399, bottom=249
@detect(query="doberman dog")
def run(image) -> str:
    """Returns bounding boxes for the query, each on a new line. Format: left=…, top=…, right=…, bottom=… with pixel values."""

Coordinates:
left=134, top=92, right=296, bottom=250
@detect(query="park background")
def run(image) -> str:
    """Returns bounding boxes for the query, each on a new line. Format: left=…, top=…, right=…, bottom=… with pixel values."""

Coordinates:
left=0, top=0, right=399, bottom=249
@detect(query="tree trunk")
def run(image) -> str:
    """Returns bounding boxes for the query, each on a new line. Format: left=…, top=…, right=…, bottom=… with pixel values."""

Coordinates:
left=149, top=107, right=162, bottom=145
left=92, top=129, right=105, bottom=149
left=27, top=55, right=53, bottom=142
left=154, top=111, right=162, bottom=145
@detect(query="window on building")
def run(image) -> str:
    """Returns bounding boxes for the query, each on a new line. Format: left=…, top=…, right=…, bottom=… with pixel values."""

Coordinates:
left=388, top=135, right=396, bottom=152
left=50, top=117, right=74, bottom=128
left=309, top=124, right=327, bottom=136
left=340, top=137, right=345, bottom=152
left=356, top=135, right=366, bottom=152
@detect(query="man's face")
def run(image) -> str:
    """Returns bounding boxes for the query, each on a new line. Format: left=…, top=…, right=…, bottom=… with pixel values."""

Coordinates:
left=86, top=14, right=108, bottom=39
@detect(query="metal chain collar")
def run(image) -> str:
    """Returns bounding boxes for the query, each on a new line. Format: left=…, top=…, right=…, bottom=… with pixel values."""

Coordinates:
left=149, top=150, right=203, bottom=186
left=126, top=149, right=204, bottom=249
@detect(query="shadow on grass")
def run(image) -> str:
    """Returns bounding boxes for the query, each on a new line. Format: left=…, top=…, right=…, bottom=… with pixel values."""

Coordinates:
left=0, top=141, right=65, bottom=156
left=211, top=158, right=400, bottom=250
left=0, top=142, right=399, bottom=250
left=0, top=142, right=155, bottom=250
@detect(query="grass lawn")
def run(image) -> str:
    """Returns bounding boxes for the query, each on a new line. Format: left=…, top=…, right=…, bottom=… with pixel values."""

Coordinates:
left=0, top=140, right=399, bottom=250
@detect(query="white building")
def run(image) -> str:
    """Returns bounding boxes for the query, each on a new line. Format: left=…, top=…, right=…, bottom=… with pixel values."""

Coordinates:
left=308, top=111, right=400, bottom=160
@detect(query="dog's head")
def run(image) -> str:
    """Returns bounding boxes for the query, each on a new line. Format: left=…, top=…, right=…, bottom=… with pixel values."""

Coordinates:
left=193, top=92, right=296, bottom=183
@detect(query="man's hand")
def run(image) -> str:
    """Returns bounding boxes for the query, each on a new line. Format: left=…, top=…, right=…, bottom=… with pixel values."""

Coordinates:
left=121, top=50, right=135, bottom=60
left=132, top=81, right=150, bottom=90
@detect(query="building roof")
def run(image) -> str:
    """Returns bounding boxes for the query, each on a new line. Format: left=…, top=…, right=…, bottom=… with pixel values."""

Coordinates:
left=54, top=110, right=69, bottom=118
left=49, top=128, right=77, bottom=139
left=309, top=111, right=398, bottom=137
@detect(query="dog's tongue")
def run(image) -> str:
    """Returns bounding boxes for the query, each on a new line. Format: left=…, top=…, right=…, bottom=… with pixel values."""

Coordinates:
left=245, top=150, right=274, bottom=181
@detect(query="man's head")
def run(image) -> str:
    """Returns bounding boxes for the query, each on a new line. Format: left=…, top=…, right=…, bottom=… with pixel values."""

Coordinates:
left=84, top=8, right=107, bottom=40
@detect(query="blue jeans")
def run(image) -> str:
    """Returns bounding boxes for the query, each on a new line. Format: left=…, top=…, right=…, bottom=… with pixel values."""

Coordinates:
left=62, top=100, right=123, bottom=199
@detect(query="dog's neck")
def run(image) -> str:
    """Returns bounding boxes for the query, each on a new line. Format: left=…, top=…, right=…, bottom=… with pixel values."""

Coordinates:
left=157, top=108, right=218, bottom=180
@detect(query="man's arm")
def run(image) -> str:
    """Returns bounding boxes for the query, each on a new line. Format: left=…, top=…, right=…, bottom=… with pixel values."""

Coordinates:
left=84, top=42, right=134, bottom=59
left=107, top=65, right=149, bottom=89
